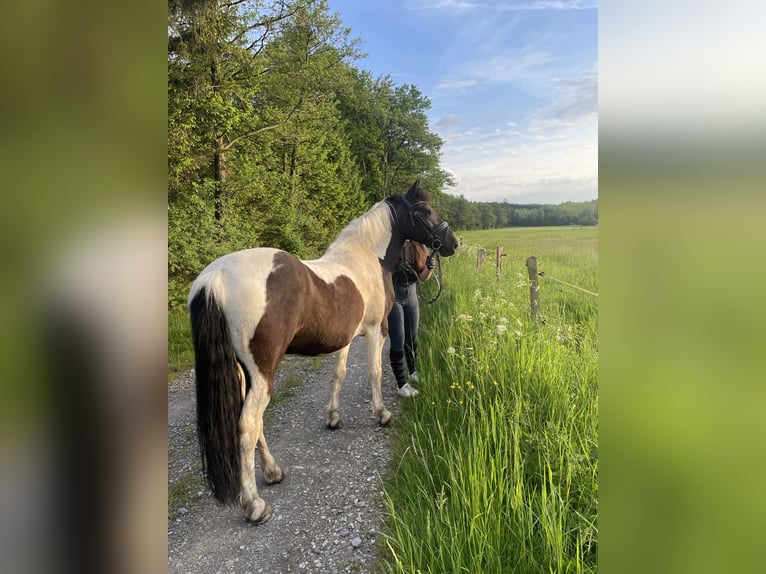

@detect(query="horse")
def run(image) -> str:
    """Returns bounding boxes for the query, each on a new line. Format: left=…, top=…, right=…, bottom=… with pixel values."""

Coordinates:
left=188, top=180, right=458, bottom=523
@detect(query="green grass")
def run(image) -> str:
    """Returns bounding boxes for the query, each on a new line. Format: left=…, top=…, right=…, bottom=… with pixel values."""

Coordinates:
left=169, top=306, right=194, bottom=383
left=379, top=226, right=598, bottom=573
left=168, top=473, right=207, bottom=522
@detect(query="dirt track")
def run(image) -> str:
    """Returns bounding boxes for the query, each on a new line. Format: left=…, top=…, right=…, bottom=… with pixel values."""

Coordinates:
left=168, top=337, right=401, bottom=574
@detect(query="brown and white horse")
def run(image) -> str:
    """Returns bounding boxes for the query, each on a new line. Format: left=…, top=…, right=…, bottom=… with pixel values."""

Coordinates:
left=188, top=181, right=458, bottom=523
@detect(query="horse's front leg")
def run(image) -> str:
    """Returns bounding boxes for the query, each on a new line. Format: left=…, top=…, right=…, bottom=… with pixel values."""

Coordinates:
left=326, top=344, right=350, bottom=429
left=366, top=328, right=391, bottom=426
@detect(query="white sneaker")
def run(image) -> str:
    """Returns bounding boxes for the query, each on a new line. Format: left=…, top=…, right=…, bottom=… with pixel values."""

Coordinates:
left=397, top=383, right=420, bottom=398
left=409, top=371, right=419, bottom=383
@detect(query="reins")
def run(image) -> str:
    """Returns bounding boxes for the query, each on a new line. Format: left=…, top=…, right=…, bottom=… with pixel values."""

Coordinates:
left=418, top=247, right=443, bottom=304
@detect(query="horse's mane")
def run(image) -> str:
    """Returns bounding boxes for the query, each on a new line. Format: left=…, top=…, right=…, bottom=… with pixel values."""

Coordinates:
left=325, top=200, right=391, bottom=255
left=324, top=183, right=431, bottom=258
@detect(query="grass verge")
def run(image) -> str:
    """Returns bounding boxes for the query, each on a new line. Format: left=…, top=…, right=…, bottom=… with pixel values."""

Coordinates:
left=379, top=227, right=598, bottom=573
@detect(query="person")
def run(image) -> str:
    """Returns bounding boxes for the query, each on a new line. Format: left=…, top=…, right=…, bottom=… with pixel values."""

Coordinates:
left=388, top=240, right=436, bottom=398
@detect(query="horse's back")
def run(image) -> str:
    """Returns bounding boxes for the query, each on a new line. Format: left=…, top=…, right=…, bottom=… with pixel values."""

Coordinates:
left=189, top=248, right=281, bottom=307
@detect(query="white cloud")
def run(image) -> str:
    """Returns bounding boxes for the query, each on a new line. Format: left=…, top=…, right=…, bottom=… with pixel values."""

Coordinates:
left=409, top=0, right=598, bottom=12
left=433, top=114, right=461, bottom=130
left=528, top=68, right=598, bottom=137
left=436, top=68, right=598, bottom=203
left=433, top=79, right=480, bottom=93
left=434, top=49, right=551, bottom=97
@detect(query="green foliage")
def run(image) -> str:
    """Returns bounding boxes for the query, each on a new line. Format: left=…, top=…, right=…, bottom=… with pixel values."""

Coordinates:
left=168, top=0, right=457, bottom=306
left=380, top=227, right=598, bottom=573
left=168, top=307, right=194, bottom=382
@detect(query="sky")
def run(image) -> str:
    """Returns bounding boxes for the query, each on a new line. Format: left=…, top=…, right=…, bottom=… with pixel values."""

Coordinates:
left=326, top=0, right=598, bottom=204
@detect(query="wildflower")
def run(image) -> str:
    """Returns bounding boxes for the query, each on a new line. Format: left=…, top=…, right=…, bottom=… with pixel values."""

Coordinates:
left=450, top=382, right=459, bottom=389
left=456, top=314, right=473, bottom=322
left=498, top=317, right=509, bottom=324
left=497, top=323, right=507, bottom=335
left=493, top=380, right=498, bottom=386
left=447, top=346, right=456, bottom=355
left=514, top=329, right=522, bottom=337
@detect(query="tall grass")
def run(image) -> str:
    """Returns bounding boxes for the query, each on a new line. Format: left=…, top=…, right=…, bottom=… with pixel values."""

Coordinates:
left=380, top=227, right=598, bottom=573
left=168, top=306, right=194, bottom=383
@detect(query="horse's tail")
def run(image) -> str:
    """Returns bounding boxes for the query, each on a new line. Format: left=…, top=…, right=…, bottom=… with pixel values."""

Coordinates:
left=188, top=284, right=243, bottom=505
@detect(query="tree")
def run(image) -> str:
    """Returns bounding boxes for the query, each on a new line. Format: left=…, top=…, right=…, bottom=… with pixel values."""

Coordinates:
left=168, top=0, right=299, bottom=222
left=338, top=75, right=451, bottom=202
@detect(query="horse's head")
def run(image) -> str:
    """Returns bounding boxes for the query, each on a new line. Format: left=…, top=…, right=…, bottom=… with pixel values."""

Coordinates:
left=390, top=180, right=458, bottom=257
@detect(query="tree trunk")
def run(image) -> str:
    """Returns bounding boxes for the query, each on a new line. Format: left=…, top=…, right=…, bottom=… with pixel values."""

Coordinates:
left=214, top=139, right=226, bottom=223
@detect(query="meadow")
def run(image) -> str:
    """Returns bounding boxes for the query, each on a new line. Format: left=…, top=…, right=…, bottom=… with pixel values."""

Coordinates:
left=379, top=226, right=598, bottom=573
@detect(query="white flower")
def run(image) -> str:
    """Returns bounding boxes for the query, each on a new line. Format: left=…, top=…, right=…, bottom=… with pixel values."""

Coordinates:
left=496, top=324, right=507, bottom=334
left=447, top=346, right=456, bottom=355
left=498, top=317, right=509, bottom=324
left=456, top=314, right=473, bottom=322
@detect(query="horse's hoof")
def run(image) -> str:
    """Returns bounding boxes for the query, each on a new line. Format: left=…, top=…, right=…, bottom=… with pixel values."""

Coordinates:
left=378, top=409, right=392, bottom=426
left=326, top=412, right=342, bottom=430
left=246, top=502, right=273, bottom=525
left=265, top=467, right=285, bottom=485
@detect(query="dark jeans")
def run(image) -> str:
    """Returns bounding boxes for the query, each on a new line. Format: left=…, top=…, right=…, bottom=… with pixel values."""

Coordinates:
left=388, top=280, right=419, bottom=386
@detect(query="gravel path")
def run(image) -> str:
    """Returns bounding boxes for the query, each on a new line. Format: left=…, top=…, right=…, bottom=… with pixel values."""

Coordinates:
left=168, top=337, right=401, bottom=574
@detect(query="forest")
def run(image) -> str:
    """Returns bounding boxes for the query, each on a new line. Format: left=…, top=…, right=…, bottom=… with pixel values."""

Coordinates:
left=168, top=0, right=597, bottom=306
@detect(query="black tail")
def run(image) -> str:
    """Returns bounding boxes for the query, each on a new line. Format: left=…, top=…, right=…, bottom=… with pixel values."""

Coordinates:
left=189, top=287, right=243, bottom=504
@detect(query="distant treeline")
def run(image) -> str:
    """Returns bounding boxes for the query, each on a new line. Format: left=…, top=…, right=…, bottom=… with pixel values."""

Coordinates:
left=435, top=195, right=598, bottom=230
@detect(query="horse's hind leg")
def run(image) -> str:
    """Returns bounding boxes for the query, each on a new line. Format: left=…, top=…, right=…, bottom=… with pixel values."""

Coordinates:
left=326, top=344, right=350, bottom=429
left=258, top=428, right=284, bottom=484
left=239, top=378, right=272, bottom=523
left=367, top=328, right=391, bottom=426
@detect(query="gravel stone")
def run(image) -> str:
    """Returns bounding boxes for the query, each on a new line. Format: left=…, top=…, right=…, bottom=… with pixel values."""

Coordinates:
left=168, top=338, right=400, bottom=574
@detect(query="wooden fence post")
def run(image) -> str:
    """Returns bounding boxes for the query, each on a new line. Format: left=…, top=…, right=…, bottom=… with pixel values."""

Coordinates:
left=477, top=248, right=485, bottom=271
left=496, top=246, right=503, bottom=272
left=526, top=256, right=540, bottom=321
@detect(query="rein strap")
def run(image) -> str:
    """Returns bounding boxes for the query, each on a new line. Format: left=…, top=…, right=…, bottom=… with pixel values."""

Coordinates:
left=418, top=248, right=443, bottom=304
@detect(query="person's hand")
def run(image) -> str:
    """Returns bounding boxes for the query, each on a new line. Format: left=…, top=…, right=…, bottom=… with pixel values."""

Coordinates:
left=426, top=256, right=436, bottom=270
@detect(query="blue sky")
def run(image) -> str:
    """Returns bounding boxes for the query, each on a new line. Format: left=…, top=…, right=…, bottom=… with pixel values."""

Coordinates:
left=327, top=0, right=598, bottom=204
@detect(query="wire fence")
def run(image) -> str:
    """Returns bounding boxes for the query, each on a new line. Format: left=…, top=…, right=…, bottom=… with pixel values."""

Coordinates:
left=538, top=272, right=598, bottom=297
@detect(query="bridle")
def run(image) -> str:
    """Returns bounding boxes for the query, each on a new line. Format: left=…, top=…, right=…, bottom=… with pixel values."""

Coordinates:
left=386, top=195, right=450, bottom=304
left=394, top=194, right=450, bottom=253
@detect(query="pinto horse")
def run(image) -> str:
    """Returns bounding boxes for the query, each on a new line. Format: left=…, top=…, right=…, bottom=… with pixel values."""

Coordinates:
left=188, top=181, right=458, bottom=523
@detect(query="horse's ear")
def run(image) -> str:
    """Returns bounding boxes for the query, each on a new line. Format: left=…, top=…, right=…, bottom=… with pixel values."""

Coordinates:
left=406, top=179, right=430, bottom=204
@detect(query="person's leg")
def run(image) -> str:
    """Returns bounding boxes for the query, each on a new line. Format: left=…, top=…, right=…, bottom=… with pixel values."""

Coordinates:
left=387, top=295, right=408, bottom=389
left=403, top=283, right=420, bottom=376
